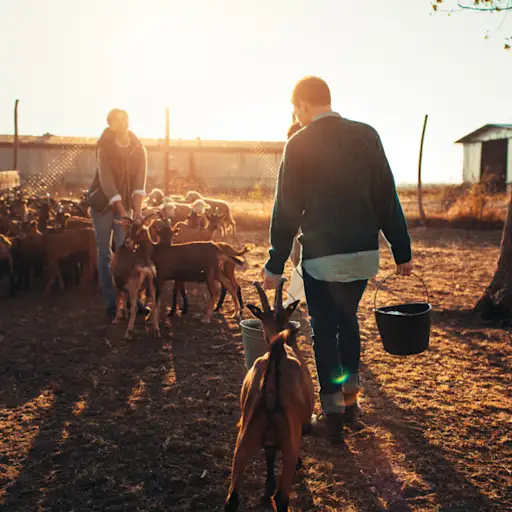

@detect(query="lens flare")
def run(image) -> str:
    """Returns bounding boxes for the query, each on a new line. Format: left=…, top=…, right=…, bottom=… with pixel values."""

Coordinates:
left=332, top=370, right=350, bottom=385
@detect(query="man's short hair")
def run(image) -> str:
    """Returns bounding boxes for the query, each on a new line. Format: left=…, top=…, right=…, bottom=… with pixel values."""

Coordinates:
left=291, top=76, right=331, bottom=107
left=106, top=108, right=128, bottom=126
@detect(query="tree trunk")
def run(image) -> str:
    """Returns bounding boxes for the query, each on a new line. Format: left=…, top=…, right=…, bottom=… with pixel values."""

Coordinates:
left=474, top=194, right=512, bottom=321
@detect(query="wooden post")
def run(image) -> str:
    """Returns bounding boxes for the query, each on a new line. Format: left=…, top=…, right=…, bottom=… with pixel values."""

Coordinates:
left=418, top=114, right=428, bottom=225
left=164, top=106, right=170, bottom=195
left=14, top=99, right=19, bottom=170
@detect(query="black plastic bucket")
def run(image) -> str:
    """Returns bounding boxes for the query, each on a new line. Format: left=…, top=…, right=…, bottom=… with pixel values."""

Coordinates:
left=373, top=273, right=431, bottom=356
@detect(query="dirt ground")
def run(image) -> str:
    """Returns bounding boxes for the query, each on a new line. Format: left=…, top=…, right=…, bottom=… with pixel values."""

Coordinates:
left=1, top=227, right=511, bottom=511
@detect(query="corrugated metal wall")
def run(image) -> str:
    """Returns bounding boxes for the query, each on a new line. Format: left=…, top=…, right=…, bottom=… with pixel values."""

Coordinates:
left=462, top=142, right=482, bottom=183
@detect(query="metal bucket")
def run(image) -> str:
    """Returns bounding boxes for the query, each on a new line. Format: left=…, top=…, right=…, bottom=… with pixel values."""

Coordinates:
left=240, top=319, right=300, bottom=370
left=373, top=273, right=431, bottom=356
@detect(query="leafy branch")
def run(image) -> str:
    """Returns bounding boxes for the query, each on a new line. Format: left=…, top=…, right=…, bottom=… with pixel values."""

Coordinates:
left=432, top=0, right=511, bottom=49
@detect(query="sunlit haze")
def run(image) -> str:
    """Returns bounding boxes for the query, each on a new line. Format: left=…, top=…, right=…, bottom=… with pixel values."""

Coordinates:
left=1, top=0, right=511, bottom=184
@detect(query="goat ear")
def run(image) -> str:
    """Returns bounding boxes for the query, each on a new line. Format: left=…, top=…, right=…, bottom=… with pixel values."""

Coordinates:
left=246, top=304, right=263, bottom=319
left=286, top=300, right=300, bottom=317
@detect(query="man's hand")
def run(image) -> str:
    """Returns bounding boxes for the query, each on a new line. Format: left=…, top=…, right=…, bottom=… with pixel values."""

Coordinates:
left=397, top=261, right=413, bottom=276
left=261, top=267, right=281, bottom=290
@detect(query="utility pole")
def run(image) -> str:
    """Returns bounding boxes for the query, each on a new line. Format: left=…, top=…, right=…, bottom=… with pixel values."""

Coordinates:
left=14, top=99, right=19, bottom=170
left=164, top=106, right=170, bottom=195
left=418, top=114, right=428, bottom=225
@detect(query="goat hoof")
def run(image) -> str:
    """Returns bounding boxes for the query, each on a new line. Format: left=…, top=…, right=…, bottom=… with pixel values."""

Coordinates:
left=201, top=317, right=212, bottom=324
left=224, top=491, right=239, bottom=511
left=123, top=332, right=133, bottom=340
left=112, top=317, right=123, bottom=325
left=153, top=329, right=162, bottom=338
left=260, top=495, right=274, bottom=510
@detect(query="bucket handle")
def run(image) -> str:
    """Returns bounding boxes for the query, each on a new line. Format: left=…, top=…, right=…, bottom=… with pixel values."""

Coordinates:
left=374, top=272, right=430, bottom=311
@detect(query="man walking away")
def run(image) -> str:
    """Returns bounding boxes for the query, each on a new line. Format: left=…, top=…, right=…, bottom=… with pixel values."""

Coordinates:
left=262, top=76, right=412, bottom=444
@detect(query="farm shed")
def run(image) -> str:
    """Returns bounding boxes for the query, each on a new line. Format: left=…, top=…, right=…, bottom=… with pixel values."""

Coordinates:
left=456, top=124, right=512, bottom=192
left=0, top=135, right=284, bottom=192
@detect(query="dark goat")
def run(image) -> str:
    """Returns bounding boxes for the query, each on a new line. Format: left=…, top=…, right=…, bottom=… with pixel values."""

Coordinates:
left=0, top=234, right=15, bottom=297
left=151, top=221, right=242, bottom=324
left=170, top=242, right=253, bottom=316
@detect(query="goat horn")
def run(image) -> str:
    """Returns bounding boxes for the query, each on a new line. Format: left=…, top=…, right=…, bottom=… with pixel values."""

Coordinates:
left=141, top=211, right=160, bottom=224
left=253, top=281, right=271, bottom=312
left=274, top=277, right=287, bottom=309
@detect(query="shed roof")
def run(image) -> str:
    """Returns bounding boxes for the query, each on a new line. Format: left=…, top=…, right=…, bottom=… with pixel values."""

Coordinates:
left=455, top=124, right=512, bottom=144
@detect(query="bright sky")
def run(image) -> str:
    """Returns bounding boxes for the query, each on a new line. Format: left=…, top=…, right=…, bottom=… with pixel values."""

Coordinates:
left=0, top=0, right=511, bottom=184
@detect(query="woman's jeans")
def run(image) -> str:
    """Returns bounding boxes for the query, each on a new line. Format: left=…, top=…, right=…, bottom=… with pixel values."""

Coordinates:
left=90, top=208, right=124, bottom=311
left=302, top=269, right=368, bottom=414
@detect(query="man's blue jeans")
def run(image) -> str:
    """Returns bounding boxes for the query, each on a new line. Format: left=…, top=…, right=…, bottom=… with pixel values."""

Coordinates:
left=302, top=269, right=368, bottom=414
left=90, top=208, right=124, bottom=311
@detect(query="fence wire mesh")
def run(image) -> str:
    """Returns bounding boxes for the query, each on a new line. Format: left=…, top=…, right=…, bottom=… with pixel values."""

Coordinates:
left=11, top=135, right=283, bottom=198
left=20, top=144, right=88, bottom=195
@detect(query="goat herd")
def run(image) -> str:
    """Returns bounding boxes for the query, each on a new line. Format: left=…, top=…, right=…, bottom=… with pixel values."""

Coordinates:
left=0, top=186, right=314, bottom=511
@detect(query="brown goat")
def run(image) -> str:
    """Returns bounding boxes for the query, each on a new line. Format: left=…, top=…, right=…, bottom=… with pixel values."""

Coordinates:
left=225, top=279, right=314, bottom=512
left=111, top=213, right=161, bottom=340
left=151, top=222, right=243, bottom=324
left=42, top=226, right=97, bottom=294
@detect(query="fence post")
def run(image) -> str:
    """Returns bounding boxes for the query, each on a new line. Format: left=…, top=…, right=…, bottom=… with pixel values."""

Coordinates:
left=14, top=99, right=19, bottom=170
left=418, top=114, right=428, bottom=225
left=164, top=106, right=170, bottom=195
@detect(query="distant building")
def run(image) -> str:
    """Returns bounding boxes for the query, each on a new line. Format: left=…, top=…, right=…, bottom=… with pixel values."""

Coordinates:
left=456, top=124, right=512, bottom=192
left=0, top=135, right=285, bottom=192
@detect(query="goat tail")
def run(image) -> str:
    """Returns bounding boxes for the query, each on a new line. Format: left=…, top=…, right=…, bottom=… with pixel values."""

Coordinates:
left=228, top=255, right=244, bottom=266
left=235, top=243, right=254, bottom=256
left=218, top=245, right=245, bottom=266
left=261, top=330, right=290, bottom=417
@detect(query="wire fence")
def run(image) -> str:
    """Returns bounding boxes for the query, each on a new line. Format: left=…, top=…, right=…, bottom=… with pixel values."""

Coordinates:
left=20, top=144, right=88, bottom=196
left=6, top=138, right=283, bottom=198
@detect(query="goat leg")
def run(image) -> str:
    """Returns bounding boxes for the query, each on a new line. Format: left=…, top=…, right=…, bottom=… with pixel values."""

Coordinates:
left=44, top=263, right=57, bottom=295
left=124, top=280, right=139, bottom=339
left=263, top=447, right=277, bottom=500
left=113, top=290, right=124, bottom=324
left=217, top=271, right=240, bottom=319
left=169, top=282, right=178, bottom=317
left=55, top=264, right=65, bottom=290
left=237, top=285, right=243, bottom=309
left=215, top=286, right=228, bottom=311
left=274, top=422, right=302, bottom=512
left=180, top=282, right=188, bottom=314
left=8, top=269, right=15, bottom=297
left=202, top=272, right=218, bottom=323
left=148, top=276, right=161, bottom=338
left=225, top=416, right=266, bottom=512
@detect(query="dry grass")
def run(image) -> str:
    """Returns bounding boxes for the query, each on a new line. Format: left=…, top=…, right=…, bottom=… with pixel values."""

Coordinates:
left=0, top=216, right=511, bottom=511
left=227, top=184, right=510, bottom=232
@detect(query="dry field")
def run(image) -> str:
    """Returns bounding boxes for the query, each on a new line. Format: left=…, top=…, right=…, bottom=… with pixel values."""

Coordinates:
left=1, top=209, right=511, bottom=511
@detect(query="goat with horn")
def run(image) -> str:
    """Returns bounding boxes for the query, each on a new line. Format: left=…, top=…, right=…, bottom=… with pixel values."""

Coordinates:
left=225, top=279, right=314, bottom=512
